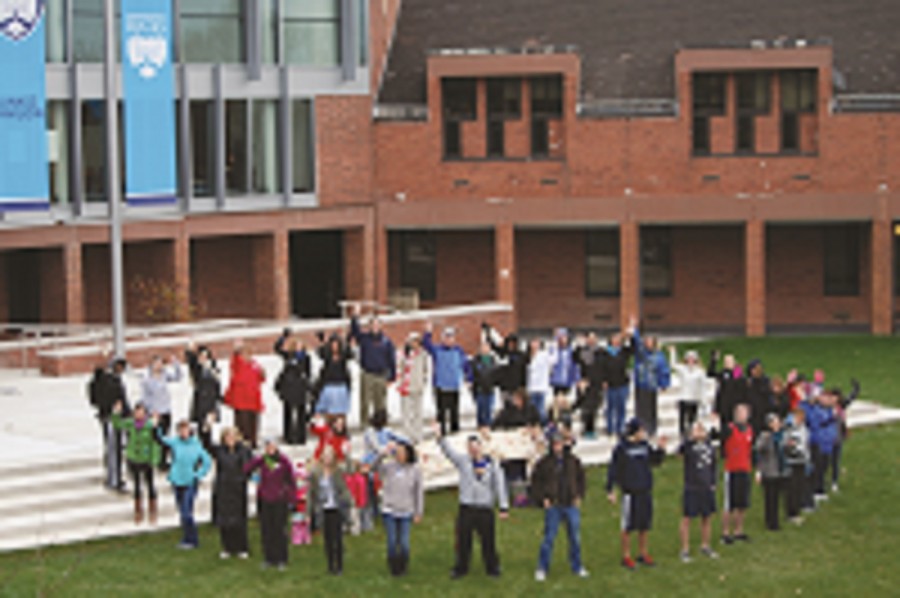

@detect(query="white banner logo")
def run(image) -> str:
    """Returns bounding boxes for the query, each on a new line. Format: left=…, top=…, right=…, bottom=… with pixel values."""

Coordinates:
left=0, top=0, right=44, bottom=42
left=126, top=12, right=168, bottom=79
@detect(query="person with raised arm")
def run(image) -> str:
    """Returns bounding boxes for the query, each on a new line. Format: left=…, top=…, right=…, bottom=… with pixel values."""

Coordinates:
left=273, top=329, right=313, bottom=445
left=224, top=341, right=265, bottom=448
left=373, top=439, right=424, bottom=576
left=349, top=303, right=396, bottom=424
left=422, top=321, right=472, bottom=435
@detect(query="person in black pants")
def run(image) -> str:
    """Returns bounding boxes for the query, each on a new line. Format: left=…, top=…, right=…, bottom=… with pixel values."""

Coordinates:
left=274, top=330, right=313, bottom=445
left=573, top=333, right=605, bottom=439
left=755, top=413, right=786, bottom=531
left=308, top=445, right=352, bottom=575
left=185, top=344, right=222, bottom=455
left=213, top=427, right=252, bottom=558
left=88, top=357, right=129, bottom=492
left=245, top=439, right=296, bottom=570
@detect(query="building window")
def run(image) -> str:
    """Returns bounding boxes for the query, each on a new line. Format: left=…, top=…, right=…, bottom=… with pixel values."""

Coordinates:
left=292, top=100, right=315, bottom=193
left=641, top=227, right=672, bottom=297
left=46, top=0, right=67, bottom=62
left=251, top=100, right=281, bottom=194
left=180, top=0, right=244, bottom=63
left=81, top=100, right=106, bottom=202
left=486, top=78, right=521, bottom=157
left=73, top=0, right=118, bottom=63
left=358, top=0, right=369, bottom=66
left=190, top=101, right=215, bottom=197
left=399, top=232, right=436, bottom=302
left=225, top=100, right=247, bottom=195
left=442, top=78, right=476, bottom=159
left=531, top=75, right=563, bottom=157
left=692, top=73, right=726, bottom=155
left=780, top=70, right=817, bottom=152
left=284, top=0, right=341, bottom=66
left=735, top=72, right=770, bottom=153
left=47, top=101, right=70, bottom=205
left=824, top=224, right=860, bottom=297
left=586, top=229, right=620, bottom=297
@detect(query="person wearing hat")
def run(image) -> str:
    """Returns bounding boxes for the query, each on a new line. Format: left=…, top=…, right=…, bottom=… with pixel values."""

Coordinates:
left=531, top=433, right=588, bottom=582
left=606, top=417, right=667, bottom=570
left=434, top=423, right=509, bottom=579
left=350, top=304, right=397, bottom=426
left=245, top=437, right=296, bottom=569
left=423, top=322, right=472, bottom=435
left=397, top=331, right=431, bottom=443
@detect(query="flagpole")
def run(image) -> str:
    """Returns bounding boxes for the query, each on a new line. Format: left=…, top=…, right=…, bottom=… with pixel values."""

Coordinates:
left=104, top=0, right=126, bottom=358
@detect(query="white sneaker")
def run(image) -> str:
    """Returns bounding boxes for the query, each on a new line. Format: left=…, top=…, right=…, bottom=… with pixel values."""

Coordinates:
left=680, top=550, right=692, bottom=563
left=238, top=552, right=249, bottom=560
left=700, top=547, right=719, bottom=559
left=535, top=570, right=546, bottom=582
left=831, top=483, right=839, bottom=493
left=576, top=568, right=590, bottom=578
left=219, top=552, right=231, bottom=560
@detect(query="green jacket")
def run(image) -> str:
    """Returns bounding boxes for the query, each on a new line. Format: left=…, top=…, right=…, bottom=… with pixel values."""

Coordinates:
left=112, top=414, right=161, bottom=466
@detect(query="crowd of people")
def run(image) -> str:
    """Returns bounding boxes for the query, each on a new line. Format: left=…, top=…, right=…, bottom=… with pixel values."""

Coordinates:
left=85, top=310, right=860, bottom=580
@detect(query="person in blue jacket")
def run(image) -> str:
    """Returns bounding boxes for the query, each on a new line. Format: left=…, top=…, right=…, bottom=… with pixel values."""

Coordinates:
left=804, top=391, right=839, bottom=503
left=548, top=328, right=581, bottom=400
left=423, top=322, right=472, bottom=435
left=633, top=325, right=671, bottom=437
left=154, top=417, right=212, bottom=549
left=606, top=417, right=667, bottom=570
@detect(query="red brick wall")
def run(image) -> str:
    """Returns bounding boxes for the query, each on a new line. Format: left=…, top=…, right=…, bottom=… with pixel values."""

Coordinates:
left=190, top=237, right=256, bottom=318
left=39, top=248, right=66, bottom=323
left=344, top=228, right=364, bottom=301
left=317, top=95, right=374, bottom=206
left=369, top=0, right=403, bottom=93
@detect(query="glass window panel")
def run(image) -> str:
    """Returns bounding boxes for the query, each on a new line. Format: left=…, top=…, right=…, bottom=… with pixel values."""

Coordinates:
left=47, top=101, right=70, bottom=205
left=261, top=0, right=278, bottom=64
left=284, top=0, right=339, bottom=19
left=399, top=232, right=436, bottom=302
left=252, top=100, right=280, bottom=194
left=180, top=0, right=243, bottom=63
left=284, top=0, right=341, bottom=66
left=442, top=78, right=477, bottom=120
left=692, top=73, right=726, bottom=115
left=225, top=100, right=247, bottom=195
left=737, top=72, right=770, bottom=113
left=586, top=229, right=620, bottom=297
left=358, top=0, right=368, bottom=66
left=641, top=227, right=672, bottom=297
left=73, top=0, right=118, bottom=62
left=292, top=100, right=314, bottom=193
left=531, top=75, right=563, bottom=117
left=487, top=78, right=521, bottom=119
left=824, top=225, right=860, bottom=296
left=81, top=101, right=106, bottom=202
left=190, top=101, right=215, bottom=197
left=46, top=0, right=67, bottom=62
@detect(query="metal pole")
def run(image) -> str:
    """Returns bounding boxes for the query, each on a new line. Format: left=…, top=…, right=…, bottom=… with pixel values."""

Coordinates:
left=104, top=0, right=126, bottom=358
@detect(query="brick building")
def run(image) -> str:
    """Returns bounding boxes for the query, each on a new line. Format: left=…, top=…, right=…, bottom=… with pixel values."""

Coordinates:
left=3, top=0, right=900, bottom=336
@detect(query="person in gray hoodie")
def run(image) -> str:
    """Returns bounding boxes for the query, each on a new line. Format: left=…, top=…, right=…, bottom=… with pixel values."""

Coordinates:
left=141, top=354, right=182, bottom=470
left=375, top=440, right=424, bottom=576
left=783, top=408, right=811, bottom=524
left=755, top=413, right=787, bottom=531
left=435, top=424, right=509, bottom=579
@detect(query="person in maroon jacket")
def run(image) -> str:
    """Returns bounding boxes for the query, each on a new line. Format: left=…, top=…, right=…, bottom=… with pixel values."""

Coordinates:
left=720, top=404, right=754, bottom=545
left=245, top=438, right=296, bottom=570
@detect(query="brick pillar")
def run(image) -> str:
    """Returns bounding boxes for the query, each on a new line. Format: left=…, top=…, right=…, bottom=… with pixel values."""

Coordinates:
left=375, top=225, right=389, bottom=306
left=253, top=230, right=290, bottom=320
left=363, top=221, right=377, bottom=303
left=273, top=228, right=290, bottom=320
left=871, top=201, right=893, bottom=335
left=619, top=220, right=640, bottom=330
left=63, top=242, right=84, bottom=324
left=745, top=219, right=766, bottom=337
left=495, top=222, right=517, bottom=328
left=173, top=233, right=190, bottom=321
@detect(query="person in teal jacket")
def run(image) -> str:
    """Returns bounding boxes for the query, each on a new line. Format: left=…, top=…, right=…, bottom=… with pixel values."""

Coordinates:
left=154, top=417, right=212, bottom=549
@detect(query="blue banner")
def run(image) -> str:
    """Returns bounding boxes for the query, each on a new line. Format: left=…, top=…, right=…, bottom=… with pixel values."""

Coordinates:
left=0, top=0, right=49, bottom=211
left=121, top=0, right=177, bottom=206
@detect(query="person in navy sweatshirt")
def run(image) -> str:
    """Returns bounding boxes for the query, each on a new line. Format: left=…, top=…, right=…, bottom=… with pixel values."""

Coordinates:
left=423, top=322, right=472, bottom=435
left=678, top=421, right=719, bottom=563
left=350, top=305, right=396, bottom=426
left=606, top=417, right=667, bottom=570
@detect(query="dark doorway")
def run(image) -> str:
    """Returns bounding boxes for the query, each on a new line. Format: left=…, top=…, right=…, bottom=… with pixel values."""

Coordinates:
left=7, top=249, right=42, bottom=323
left=290, top=231, right=344, bottom=318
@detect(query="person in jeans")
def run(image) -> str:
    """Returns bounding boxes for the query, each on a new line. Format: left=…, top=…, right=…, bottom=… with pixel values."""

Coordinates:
left=526, top=339, right=553, bottom=423
left=423, top=323, right=472, bottom=435
left=435, top=424, right=509, bottom=579
left=350, top=305, right=396, bottom=425
left=141, top=354, right=182, bottom=470
left=532, top=434, right=589, bottom=582
left=374, top=440, right=424, bottom=576
left=245, top=438, right=296, bottom=570
left=155, top=418, right=211, bottom=549
left=308, top=445, right=352, bottom=575
left=603, top=319, right=636, bottom=437
left=88, top=357, right=129, bottom=492
left=470, top=341, right=498, bottom=429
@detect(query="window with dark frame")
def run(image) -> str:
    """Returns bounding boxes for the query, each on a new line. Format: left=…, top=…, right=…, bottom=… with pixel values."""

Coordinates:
left=442, top=78, right=477, bottom=159
left=824, top=224, right=860, bottom=297
left=486, top=77, right=521, bottom=157
left=692, top=73, right=727, bottom=155
left=780, top=69, right=817, bottom=153
left=735, top=72, right=770, bottom=154
left=530, top=75, right=563, bottom=157
left=641, top=227, right=673, bottom=297
left=399, top=232, right=437, bottom=302
left=585, top=229, right=620, bottom=297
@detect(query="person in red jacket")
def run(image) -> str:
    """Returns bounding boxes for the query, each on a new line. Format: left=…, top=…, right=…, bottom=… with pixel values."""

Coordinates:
left=721, top=403, right=754, bottom=545
left=311, top=414, right=351, bottom=466
left=225, top=342, right=265, bottom=448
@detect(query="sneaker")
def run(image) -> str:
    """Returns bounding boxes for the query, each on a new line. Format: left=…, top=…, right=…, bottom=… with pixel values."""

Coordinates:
left=238, top=552, right=249, bottom=560
left=575, top=568, right=590, bottom=578
left=621, top=557, right=637, bottom=570
left=276, top=564, right=287, bottom=572
left=814, top=494, right=828, bottom=504
left=637, top=555, right=656, bottom=567
left=219, top=552, right=231, bottom=560
left=802, top=507, right=815, bottom=515
left=831, top=483, right=839, bottom=493
left=177, top=543, right=197, bottom=551
left=700, top=547, right=719, bottom=559
left=680, top=551, right=692, bottom=563
left=721, top=535, right=734, bottom=545
left=534, top=569, right=546, bottom=582
left=790, top=516, right=804, bottom=526
left=450, top=570, right=466, bottom=580
left=734, top=533, right=751, bottom=543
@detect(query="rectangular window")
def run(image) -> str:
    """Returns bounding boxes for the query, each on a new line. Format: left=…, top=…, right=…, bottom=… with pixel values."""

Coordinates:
left=586, top=229, right=620, bottom=297
left=641, top=227, right=673, bottom=297
left=46, top=0, right=67, bottom=62
left=531, top=75, right=562, bottom=157
left=190, top=101, right=215, bottom=197
left=284, top=0, right=341, bottom=66
left=735, top=72, right=770, bottom=153
left=73, top=0, right=118, bottom=62
left=47, top=101, right=70, bottom=205
left=824, top=224, right=860, bottom=297
left=781, top=70, right=817, bottom=152
left=486, top=78, right=521, bottom=158
left=292, top=99, right=315, bottom=193
left=252, top=100, right=281, bottom=194
left=225, top=100, right=247, bottom=195
left=180, top=0, right=243, bottom=63
left=486, top=121, right=505, bottom=157
left=81, top=100, right=106, bottom=202
left=692, top=73, right=726, bottom=155
left=442, top=78, right=476, bottom=159
left=399, top=232, right=437, bottom=302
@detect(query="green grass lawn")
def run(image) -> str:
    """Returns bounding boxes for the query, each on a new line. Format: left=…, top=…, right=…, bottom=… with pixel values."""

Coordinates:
left=1, top=337, right=898, bottom=597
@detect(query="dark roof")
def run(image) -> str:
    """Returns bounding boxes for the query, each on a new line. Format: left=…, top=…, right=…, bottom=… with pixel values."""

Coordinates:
left=378, top=0, right=900, bottom=104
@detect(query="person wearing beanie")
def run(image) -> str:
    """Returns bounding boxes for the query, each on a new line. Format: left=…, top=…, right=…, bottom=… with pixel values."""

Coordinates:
left=606, top=417, right=667, bottom=570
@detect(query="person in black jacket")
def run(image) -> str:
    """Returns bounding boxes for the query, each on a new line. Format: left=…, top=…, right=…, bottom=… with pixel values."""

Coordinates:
left=470, top=341, right=498, bottom=429
left=482, top=322, right=527, bottom=403
left=185, top=343, right=222, bottom=454
left=745, top=359, right=771, bottom=435
left=492, top=390, right=541, bottom=487
left=603, top=324, right=636, bottom=437
left=88, top=357, right=129, bottom=493
left=573, top=333, right=606, bottom=439
left=274, top=330, right=313, bottom=445
left=606, top=417, right=666, bottom=570
left=678, top=421, right=719, bottom=562
left=708, top=351, right=747, bottom=430
left=213, top=426, right=252, bottom=559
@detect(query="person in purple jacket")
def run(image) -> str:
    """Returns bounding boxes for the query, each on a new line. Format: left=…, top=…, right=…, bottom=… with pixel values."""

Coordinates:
left=245, top=438, right=297, bottom=570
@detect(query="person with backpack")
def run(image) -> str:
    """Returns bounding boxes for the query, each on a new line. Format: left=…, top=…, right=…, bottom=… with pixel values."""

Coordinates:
left=274, top=330, right=313, bottom=445
left=88, top=357, right=129, bottom=493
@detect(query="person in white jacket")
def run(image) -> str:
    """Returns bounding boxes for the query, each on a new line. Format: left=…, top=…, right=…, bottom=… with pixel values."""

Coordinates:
left=396, top=332, right=431, bottom=444
left=526, top=339, right=553, bottom=423
left=676, top=350, right=706, bottom=438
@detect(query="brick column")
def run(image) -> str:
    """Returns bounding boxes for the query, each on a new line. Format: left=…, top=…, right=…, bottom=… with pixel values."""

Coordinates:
left=173, top=233, right=190, bottom=321
left=363, top=220, right=377, bottom=304
left=252, top=230, right=290, bottom=320
left=63, top=241, right=84, bottom=324
left=871, top=200, right=893, bottom=335
left=494, top=222, right=517, bottom=328
left=273, top=228, right=290, bottom=320
left=619, top=220, right=640, bottom=330
left=745, top=219, right=766, bottom=337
